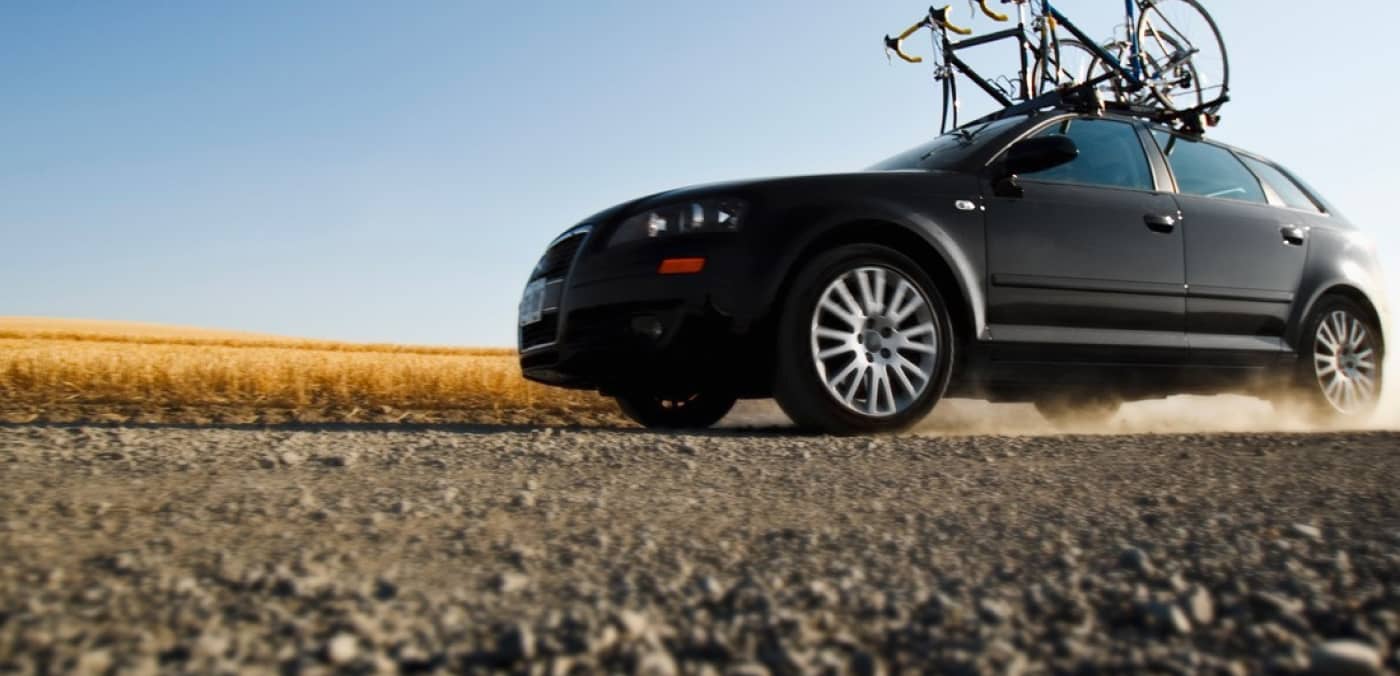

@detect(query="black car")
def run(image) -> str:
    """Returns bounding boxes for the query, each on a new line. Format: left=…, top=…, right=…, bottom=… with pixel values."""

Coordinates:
left=518, top=109, right=1387, bottom=434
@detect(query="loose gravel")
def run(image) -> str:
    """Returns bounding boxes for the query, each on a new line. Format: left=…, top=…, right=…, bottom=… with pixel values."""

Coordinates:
left=1, top=424, right=1397, bottom=674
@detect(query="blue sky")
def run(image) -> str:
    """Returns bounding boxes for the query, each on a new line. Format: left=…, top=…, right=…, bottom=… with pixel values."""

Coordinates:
left=3, top=1, right=1397, bottom=346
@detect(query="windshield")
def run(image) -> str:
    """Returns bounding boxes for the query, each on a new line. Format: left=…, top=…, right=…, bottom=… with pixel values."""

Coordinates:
left=868, top=116, right=1026, bottom=171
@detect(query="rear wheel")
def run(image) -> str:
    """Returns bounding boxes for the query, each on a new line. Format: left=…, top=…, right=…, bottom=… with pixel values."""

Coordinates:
left=1289, top=297, right=1383, bottom=421
left=773, top=244, right=955, bottom=435
left=614, top=389, right=737, bottom=430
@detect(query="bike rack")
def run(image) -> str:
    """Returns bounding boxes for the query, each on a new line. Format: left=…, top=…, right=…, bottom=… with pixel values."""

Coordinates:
left=887, top=3, right=1229, bottom=136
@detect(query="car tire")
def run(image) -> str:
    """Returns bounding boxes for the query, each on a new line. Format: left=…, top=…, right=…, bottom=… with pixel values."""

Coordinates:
left=1034, top=396, right=1121, bottom=429
left=773, top=243, right=955, bottom=435
left=614, top=390, right=737, bottom=430
left=1286, top=296, right=1384, bottom=421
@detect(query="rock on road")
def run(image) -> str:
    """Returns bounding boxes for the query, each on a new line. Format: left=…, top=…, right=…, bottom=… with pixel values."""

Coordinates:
left=1, top=425, right=1397, bottom=674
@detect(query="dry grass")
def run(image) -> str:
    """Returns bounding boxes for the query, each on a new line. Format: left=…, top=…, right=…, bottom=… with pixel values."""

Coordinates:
left=0, top=317, right=621, bottom=426
left=0, top=316, right=294, bottom=341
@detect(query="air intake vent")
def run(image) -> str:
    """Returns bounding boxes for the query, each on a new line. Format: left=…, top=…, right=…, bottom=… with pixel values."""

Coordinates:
left=532, top=230, right=588, bottom=281
left=519, top=313, right=559, bottom=352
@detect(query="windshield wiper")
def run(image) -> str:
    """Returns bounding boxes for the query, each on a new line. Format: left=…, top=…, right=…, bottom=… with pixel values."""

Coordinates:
left=918, top=124, right=984, bottom=161
left=955, top=120, right=994, bottom=144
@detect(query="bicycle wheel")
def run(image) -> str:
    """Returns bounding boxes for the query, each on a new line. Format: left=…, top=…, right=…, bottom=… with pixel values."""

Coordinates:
left=1135, top=0, right=1228, bottom=113
left=1030, top=39, right=1124, bottom=102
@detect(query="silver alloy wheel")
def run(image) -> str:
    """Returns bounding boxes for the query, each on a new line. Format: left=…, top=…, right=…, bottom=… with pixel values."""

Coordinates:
left=809, top=265, right=940, bottom=418
left=1313, top=310, right=1380, bottom=414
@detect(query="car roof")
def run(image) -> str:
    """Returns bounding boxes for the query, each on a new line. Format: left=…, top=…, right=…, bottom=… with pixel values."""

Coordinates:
left=1012, top=109, right=1288, bottom=168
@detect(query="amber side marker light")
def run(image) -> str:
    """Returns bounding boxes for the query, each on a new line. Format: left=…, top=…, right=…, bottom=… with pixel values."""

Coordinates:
left=658, top=257, right=706, bottom=275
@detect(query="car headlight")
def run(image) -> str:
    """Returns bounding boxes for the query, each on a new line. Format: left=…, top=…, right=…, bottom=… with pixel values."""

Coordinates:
left=607, top=198, right=748, bottom=247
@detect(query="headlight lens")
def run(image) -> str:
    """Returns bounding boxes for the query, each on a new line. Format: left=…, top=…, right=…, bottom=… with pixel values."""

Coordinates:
left=607, top=198, right=748, bottom=246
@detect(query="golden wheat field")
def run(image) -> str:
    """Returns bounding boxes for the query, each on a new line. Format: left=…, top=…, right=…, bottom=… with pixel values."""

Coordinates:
left=0, top=317, right=621, bottom=426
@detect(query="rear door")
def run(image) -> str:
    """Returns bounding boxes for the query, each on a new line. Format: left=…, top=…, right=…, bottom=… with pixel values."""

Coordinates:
left=1151, top=131, right=1309, bottom=364
left=984, top=116, right=1187, bottom=362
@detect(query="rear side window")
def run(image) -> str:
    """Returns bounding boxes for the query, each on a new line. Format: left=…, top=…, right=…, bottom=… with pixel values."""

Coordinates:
left=1022, top=118, right=1154, bottom=191
left=1237, top=155, right=1323, bottom=213
left=1153, top=132, right=1267, bottom=204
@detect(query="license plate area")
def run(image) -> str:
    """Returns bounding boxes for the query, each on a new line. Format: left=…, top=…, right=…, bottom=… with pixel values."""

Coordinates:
left=519, top=278, right=547, bottom=326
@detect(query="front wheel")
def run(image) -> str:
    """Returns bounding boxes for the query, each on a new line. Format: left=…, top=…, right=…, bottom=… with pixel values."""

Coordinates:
left=614, top=390, right=737, bottom=430
left=773, top=244, right=955, bottom=435
left=1030, top=39, right=1121, bottom=101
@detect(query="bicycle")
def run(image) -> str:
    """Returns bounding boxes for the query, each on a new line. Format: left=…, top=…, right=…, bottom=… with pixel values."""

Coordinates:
left=1035, top=0, right=1229, bottom=118
left=885, top=1, right=1229, bottom=132
left=885, top=2, right=1059, bottom=133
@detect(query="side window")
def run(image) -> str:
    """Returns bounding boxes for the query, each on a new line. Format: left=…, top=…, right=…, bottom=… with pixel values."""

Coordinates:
left=1020, top=118, right=1154, bottom=191
left=1237, top=155, right=1323, bottom=213
left=1153, top=131, right=1267, bottom=204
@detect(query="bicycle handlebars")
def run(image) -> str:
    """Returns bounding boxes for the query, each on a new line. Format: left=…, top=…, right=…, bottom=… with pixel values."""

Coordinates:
left=884, top=21, right=928, bottom=63
left=977, top=0, right=1008, bottom=22
left=883, top=5, right=972, bottom=64
left=930, top=6, right=973, bottom=35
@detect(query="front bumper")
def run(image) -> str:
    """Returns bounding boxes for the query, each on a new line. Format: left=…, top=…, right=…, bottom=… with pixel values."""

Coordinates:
left=520, top=276, right=739, bottom=391
left=517, top=230, right=767, bottom=393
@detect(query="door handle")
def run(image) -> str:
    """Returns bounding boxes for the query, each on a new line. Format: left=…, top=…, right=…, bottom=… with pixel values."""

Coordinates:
left=1144, top=213, right=1177, bottom=234
left=1281, top=225, right=1307, bottom=246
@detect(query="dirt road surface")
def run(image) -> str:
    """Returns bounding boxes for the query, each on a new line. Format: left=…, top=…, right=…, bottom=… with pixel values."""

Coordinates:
left=2, top=423, right=1398, bottom=674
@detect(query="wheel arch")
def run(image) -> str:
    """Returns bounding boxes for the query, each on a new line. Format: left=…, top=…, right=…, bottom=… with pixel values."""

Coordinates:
left=765, top=218, right=983, bottom=357
left=1290, top=283, right=1387, bottom=354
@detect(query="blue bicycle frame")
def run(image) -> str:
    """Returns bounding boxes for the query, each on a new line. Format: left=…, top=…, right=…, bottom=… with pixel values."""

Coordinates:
left=1125, top=0, right=1141, bottom=80
left=1041, top=0, right=1149, bottom=91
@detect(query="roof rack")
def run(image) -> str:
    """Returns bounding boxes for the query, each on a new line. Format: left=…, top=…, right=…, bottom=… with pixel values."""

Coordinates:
left=959, top=78, right=1227, bottom=138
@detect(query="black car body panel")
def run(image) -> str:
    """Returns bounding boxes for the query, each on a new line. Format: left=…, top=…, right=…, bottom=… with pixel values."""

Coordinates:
left=519, top=110, right=1387, bottom=405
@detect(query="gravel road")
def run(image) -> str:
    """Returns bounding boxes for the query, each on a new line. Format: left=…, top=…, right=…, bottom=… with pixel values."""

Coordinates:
left=2, top=424, right=1398, bottom=675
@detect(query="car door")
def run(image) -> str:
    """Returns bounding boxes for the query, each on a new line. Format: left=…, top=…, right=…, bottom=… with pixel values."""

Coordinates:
left=1150, top=131, right=1309, bottom=364
left=984, top=116, right=1187, bottom=363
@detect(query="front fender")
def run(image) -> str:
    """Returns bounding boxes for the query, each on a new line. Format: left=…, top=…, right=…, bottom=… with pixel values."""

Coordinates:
left=742, top=172, right=988, bottom=337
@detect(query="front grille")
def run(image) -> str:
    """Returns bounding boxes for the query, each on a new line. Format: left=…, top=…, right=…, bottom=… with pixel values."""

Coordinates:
left=532, top=231, right=588, bottom=281
left=519, top=227, right=591, bottom=352
left=520, top=313, right=559, bottom=351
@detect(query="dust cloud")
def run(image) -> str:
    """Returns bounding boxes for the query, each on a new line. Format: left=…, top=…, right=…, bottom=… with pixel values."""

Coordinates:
left=1378, top=358, right=1397, bottom=426
left=1375, top=312, right=1398, bottom=428
left=720, top=386, right=1396, bottom=437
left=920, top=393, right=1394, bottom=436
left=719, top=314, right=1396, bottom=436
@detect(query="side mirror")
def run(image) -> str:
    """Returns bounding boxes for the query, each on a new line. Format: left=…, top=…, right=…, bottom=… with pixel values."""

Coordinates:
left=1003, top=135, right=1079, bottom=176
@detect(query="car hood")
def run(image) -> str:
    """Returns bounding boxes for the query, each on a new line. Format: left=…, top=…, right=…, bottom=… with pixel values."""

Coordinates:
left=578, top=169, right=961, bottom=225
